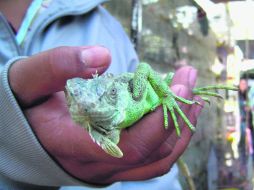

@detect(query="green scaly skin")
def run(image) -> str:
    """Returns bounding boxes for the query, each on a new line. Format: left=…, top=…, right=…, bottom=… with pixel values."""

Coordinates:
left=65, top=62, right=238, bottom=158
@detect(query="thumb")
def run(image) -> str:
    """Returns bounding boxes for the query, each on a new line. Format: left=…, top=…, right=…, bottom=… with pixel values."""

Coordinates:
left=9, top=46, right=111, bottom=107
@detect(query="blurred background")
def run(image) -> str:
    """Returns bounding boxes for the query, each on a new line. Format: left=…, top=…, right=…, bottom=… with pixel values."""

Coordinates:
left=104, top=0, right=254, bottom=189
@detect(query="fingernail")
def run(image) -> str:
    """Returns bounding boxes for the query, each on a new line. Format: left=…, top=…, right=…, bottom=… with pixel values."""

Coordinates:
left=80, top=46, right=111, bottom=68
left=188, top=68, right=197, bottom=88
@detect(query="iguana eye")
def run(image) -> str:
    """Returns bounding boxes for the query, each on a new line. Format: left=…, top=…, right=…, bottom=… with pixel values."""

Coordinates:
left=110, top=87, right=117, bottom=97
left=106, top=85, right=118, bottom=105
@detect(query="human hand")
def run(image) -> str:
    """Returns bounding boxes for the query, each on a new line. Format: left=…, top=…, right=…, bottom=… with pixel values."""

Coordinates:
left=9, top=47, right=203, bottom=185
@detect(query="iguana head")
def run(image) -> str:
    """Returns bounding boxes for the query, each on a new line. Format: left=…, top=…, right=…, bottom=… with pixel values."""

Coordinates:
left=65, top=74, right=131, bottom=127
left=65, top=74, right=133, bottom=157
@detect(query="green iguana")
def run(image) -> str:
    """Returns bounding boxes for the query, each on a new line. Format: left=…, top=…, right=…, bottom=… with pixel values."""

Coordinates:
left=65, top=62, right=237, bottom=158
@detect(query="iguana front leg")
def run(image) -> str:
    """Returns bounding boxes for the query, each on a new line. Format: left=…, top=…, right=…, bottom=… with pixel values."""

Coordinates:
left=132, top=63, right=238, bottom=136
left=133, top=63, right=198, bottom=136
left=166, top=72, right=238, bottom=104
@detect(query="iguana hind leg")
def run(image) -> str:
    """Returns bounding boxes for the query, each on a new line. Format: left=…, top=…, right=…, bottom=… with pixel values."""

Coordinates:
left=192, top=85, right=238, bottom=104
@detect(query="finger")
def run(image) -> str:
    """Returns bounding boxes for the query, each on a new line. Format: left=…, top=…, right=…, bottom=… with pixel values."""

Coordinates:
left=121, top=89, right=203, bottom=166
left=9, top=46, right=111, bottom=107
left=171, top=66, right=197, bottom=88
left=115, top=85, right=191, bottom=164
left=143, top=84, right=194, bottom=161
left=157, top=95, right=204, bottom=158
left=158, top=95, right=204, bottom=163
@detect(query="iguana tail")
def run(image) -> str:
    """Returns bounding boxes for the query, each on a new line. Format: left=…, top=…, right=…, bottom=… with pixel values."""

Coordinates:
left=177, top=157, right=196, bottom=190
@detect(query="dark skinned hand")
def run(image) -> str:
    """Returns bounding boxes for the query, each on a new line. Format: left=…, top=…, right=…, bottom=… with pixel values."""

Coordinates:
left=9, top=46, right=204, bottom=185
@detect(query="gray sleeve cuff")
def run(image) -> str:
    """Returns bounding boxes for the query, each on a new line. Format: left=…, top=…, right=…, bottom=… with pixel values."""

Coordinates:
left=0, top=57, right=86, bottom=186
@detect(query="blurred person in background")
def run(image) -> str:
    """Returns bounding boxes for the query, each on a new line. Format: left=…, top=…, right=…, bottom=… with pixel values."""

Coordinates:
left=238, top=78, right=252, bottom=166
